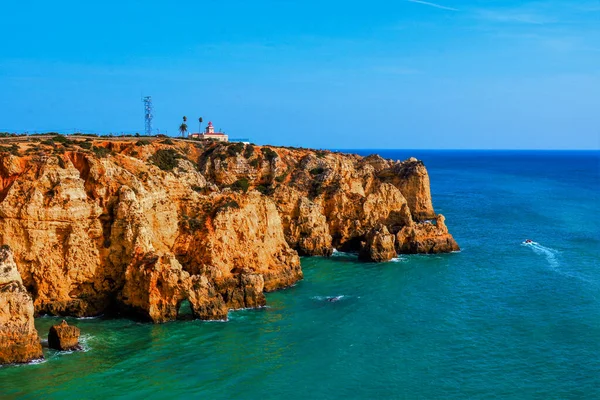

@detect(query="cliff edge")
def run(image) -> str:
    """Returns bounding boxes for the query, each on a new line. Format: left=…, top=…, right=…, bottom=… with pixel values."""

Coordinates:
left=0, top=138, right=458, bottom=328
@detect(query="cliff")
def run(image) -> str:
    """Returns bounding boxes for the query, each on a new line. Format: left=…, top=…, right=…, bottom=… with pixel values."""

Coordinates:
left=0, top=247, right=43, bottom=364
left=0, top=138, right=458, bottom=330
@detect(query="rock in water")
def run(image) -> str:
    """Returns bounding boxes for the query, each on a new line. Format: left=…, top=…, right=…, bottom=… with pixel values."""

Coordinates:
left=396, top=214, right=460, bottom=254
left=0, top=247, right=44, bottom=365
left=48, top=320, right=81, bottom=351
left=359, top=225, right=397, bottom=262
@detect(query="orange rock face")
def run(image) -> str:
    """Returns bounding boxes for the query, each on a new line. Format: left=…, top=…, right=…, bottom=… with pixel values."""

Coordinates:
left=396, top=215, right=460, bottom=254
left=0, top=247, right=43, bottom=364
left=48, top=320, right=81, bottom=351
left=359, top=225, right=397, bottom=262
left=0, top=138, right=458, bottom=328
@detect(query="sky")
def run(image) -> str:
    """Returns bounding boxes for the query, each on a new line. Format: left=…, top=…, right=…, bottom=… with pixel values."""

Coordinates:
left=1, top=0, right=599, bottom=149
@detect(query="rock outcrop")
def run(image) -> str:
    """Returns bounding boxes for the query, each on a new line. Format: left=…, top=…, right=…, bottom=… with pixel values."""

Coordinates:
left=0, top=247, right=43, bottom=364
left=396, top=215, right=460, bottom=254
left=48, top=320, right=81, bottom=351
left=0, top=138, right=458, bottom=331
left=359, top=225, right=397, bottom=262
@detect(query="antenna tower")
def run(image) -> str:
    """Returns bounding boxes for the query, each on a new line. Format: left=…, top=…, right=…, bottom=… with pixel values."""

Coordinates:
left=142, top=96, right=153, bottom=135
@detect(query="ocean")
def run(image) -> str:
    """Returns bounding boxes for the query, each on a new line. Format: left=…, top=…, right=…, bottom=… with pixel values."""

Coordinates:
left=1, top=150, right=599, bottom=399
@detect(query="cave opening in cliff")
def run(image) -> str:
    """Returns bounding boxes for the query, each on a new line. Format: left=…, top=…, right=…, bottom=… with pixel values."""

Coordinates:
left=177, top=299, right=194, bottom=320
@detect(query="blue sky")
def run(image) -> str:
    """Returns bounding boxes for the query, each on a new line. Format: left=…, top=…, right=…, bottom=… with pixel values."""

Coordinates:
left=1, top=0, right=599, bottom=149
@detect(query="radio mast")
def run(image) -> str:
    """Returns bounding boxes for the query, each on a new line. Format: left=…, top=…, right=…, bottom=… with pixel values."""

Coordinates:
left=142, top=96, right=153, bottom=135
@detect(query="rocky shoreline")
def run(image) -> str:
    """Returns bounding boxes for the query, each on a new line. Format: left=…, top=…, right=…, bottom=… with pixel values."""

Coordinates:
left=0, top=138, right=458, bottom=364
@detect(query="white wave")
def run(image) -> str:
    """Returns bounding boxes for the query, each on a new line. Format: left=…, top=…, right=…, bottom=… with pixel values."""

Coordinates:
left=331, top=249, right=356, bottom=258
left=77, top=334, right=93, bottom=352
left=51, top=333, right=93, bottom=355
left=76, top=315, right=103, bottom=320
left=311, top=295, right=345, bottom=302
left=390, top=256, right=408, bottom=263
left=0, top=357, right=47, bottom=369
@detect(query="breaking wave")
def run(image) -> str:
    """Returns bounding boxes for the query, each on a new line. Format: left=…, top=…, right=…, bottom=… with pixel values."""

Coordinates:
left=311, top=295, right=346, bottom=302
left=331, top=249, right=357, bottom=258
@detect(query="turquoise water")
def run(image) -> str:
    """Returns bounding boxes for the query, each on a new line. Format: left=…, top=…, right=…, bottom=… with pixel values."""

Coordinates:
left=1, top=151, right=599, bottom=399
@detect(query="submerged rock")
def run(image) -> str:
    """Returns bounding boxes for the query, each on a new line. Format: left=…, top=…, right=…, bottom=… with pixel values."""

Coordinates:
left=48, top=320, right=81, bottom=351
left=0, top=247, right=43, bottom=365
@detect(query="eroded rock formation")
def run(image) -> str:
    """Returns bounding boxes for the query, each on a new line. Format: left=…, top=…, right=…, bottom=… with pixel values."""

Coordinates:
left=359, top=225, right=397, bottom=262
left=0, top=247, right=43, bottom=364
left=48, top=320, right=81, bottom=351
left=0, top=138, right=458, bottom=331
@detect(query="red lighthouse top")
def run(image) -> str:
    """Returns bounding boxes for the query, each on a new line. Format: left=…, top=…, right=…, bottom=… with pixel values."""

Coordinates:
left=208, top=121, right=213, bottom=127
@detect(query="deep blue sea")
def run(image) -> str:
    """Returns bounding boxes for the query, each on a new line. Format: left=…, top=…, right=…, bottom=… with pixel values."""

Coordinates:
left=1, top=150, right=599, bottom=399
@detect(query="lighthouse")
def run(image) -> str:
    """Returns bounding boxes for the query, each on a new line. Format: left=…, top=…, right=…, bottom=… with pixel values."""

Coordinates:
left=206, top=121, right=215, bottom=134
left=189, top=120, right=229, bottom=142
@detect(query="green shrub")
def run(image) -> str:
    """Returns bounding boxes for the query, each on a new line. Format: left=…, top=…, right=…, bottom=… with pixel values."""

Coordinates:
left=191, top=185, right=203, bottom=193
left=275, top=173, right=288, bottom=183
left=261, top=147, right=278, bottom=162
left=92, top=146, right=112, bottom=158
left=230, top=178, right=250, bottom=193
left=316, top=150, right=327, bottom=159
left=151, top=149, right=181, bottom=171
left=243, top=145, right=254, bottom=159
left=256, top=184, right=274, bottom=195
left=227, top=142, right=245, bottom=157
left=52, top=135, right=69, bottom=144
left=309, top=167, right=325, bottom=176
left=202, top=145, right=218, bottom=157
left=161, top=138, right=174, bottom=145
left=0, top=144, right=21, bottom=156
left=77, top=141, right=92, bottom=150
left=249, top=158, right=260, bottom=168
left=214, top=200, right=240, bottom=215
left=136, top=140, right=151, bottom=146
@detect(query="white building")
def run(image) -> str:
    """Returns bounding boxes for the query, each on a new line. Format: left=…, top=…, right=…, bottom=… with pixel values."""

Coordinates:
left=189, top=121, right=228, bottom=142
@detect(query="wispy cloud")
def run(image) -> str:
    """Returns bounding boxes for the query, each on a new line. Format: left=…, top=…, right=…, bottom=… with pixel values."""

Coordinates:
left=406, top=0, right=458, bottom=12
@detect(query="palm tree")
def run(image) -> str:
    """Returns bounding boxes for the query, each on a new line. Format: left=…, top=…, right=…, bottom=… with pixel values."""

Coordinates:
left=198, top=117, right=203, bottom=133
left=180, top=116, right=188, bottom=138
left=179, top=123, right=188, bottom=138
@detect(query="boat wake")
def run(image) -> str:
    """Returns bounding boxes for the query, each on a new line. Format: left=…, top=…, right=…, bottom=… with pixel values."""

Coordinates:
left=522, top=241, right=559, bottom=268
left=522, top=241, right=593, bottom=284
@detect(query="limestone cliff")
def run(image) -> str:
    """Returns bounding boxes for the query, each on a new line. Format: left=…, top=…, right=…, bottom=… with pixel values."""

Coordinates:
left=0, top=247, right=43, bottom=364
left=0, top=138, right=458, bottom=331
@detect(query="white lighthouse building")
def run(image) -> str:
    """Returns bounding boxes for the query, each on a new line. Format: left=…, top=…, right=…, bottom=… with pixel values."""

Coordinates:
left=190, top=121, right=229, bottom=142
